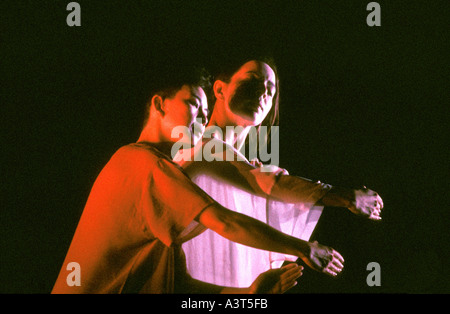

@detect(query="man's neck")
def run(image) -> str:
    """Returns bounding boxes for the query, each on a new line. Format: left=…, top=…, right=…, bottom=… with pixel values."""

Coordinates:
left=137, top=125, right=174, bottom=157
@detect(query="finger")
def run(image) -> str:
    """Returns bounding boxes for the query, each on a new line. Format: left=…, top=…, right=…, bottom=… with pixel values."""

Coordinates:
left=281, top=265, right=303, bottom=281
left=281, top=267, right=302, bottom=278
left=285, top=267, right=303, bottom=282
left=277, top=264, right=297, bottom=277
left=281, top=280, right=298, bottom=294
left=331, top=257, right=344, bottom=270
left=327, top=262, right=342, bottom=274
left=370, top=214, right=382, bottom=221
left=284, top=263, right=303, bottom=273
left=371, top=210, right=381, bottom=219
left=279, top=269, right=302, bottom=284
left=377, top=195, right=384, bottom=209
left=332, top=250, right=345, bottom=264
left=280, top=263, right=298, bottom=271
left=369, top=211, right=381, bottom=220
left=327, top=263, right=341, bottom=273
left=323, top=267, right=338, bottom=277
left=279, top=268, right=302, bottom=293
left=275, top=263, right=296, bottom=275
left=371, top=207, right=382, bottom=217
left=371, top=203, right=381, bottom=213
left=365, top=204, right=380, bottom=217
left=281, top=270, right=300, bottom=284
left=329, top=256, right=344, bottom=271
left=327, top=260, right=344, bottom=276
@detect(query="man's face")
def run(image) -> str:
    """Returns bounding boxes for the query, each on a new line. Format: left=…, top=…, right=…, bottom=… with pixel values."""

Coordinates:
left=222, top=60, right=276, bottom=126
left=162, top=84, right=208, bottom=146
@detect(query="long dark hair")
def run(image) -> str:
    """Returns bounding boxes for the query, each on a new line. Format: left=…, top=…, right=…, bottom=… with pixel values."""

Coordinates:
left=212, top=54, right=280, bottom=158
left=213, top=55, right=279, bottom=129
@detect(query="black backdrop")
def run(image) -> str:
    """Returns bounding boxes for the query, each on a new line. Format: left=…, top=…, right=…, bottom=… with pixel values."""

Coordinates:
left=2, top=1, right=448, bottom=294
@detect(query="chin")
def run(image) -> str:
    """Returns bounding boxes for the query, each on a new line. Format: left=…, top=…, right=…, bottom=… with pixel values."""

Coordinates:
left=235, top=111, right=265, bottom=127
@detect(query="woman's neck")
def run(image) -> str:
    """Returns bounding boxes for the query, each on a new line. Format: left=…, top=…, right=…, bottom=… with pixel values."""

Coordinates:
left=207, top=116, right=251, bottom=151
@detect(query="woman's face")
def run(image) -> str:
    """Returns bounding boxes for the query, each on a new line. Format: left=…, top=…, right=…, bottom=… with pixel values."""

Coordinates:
left=222, top=60, right=276, bottom=127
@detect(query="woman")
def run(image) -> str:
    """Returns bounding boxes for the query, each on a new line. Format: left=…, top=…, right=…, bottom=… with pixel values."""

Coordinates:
left=176, top=56, right=383, bottom=287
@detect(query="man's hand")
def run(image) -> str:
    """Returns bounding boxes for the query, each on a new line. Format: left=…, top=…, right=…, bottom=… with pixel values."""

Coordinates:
left=249, top=263, right=303, bottom=294
left=197, top=203, right=344, bottom=280
left=299, top=241, right=344, bottom=277
left=348, top=187, right=384, bottom=221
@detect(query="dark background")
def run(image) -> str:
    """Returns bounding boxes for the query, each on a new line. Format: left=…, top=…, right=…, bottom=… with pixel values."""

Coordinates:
left=2, top=1, right=448, bottom=293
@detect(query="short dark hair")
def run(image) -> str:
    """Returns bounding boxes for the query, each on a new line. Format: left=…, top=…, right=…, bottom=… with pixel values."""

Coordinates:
left=142, top=64, right=212, bottom=127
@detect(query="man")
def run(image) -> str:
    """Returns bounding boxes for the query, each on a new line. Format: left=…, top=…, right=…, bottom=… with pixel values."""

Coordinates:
left=52, top=65, right=342, bottom=294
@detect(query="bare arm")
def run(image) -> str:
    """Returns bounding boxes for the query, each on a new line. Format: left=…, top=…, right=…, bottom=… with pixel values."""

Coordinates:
left=236, top=160, right=385, bottom=220
left=318, top=186, right=384, bottom=220
left=195, top=202, right=344, bottom=277
left=177, top=139, right=330, bottom=203
left=178, top=139, right=383, bottom=218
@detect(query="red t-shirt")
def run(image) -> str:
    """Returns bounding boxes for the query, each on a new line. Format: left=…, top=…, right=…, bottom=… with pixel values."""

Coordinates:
left=52, top=142, right=215, bottom=293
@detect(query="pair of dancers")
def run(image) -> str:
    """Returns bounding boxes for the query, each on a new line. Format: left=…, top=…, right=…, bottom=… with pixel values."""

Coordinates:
left=52, top=57, right=383, bottom=293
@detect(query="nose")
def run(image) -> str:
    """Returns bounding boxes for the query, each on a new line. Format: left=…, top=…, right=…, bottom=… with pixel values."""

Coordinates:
left=251, top=78, right=271, bottom=101
left=197, top=109, right=208, bottom=126
left=255, top=80, right=266, bottom=98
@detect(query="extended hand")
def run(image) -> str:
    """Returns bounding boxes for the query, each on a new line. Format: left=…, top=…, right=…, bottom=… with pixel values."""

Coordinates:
left=301, top=241, right=344, bottom=277
left=348, top=187, right=384, bottom=221
left=249, top=263, right=303, bottom=294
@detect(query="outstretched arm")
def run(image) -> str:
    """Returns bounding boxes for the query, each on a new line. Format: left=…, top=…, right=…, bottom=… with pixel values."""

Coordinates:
left=196, top=202, right=344, bottom=277
left=318, top=186, right=384, bottom=220
left=244, top=157, right=385, bottom=221
left=178, top=139, right=383, bottom=220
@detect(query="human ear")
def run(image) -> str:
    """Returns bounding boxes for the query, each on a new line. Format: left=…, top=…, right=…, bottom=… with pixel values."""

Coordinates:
left=213, top=80, right=226, bottom=101
left=151, top=95, right=165, bottom=116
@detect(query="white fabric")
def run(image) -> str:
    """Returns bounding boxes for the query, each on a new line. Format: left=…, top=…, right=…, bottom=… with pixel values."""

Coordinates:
left=182, top=172, right=324, bottom=287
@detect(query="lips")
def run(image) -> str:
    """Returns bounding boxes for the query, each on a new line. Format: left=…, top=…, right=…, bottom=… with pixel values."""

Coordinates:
left=244, top=99, right=263, bottom=112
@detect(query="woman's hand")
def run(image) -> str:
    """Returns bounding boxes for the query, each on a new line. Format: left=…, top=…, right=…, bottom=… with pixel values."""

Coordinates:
left=249, top=263, right=303, bottom=294
left=320, top=186, right=384, bottom=221
left=348, top=187, right=384, bottom=221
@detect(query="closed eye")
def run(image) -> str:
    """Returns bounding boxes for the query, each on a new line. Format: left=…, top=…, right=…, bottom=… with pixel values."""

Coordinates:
left=245, top=73, right=276, bottom=96
left=267, top=83, right=276, bottom=96
left=187, top=99, right=200, bottom=108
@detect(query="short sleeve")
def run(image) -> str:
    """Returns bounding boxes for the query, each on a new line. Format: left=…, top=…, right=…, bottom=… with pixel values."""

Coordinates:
left=140, top=158, right=216, bottom=247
